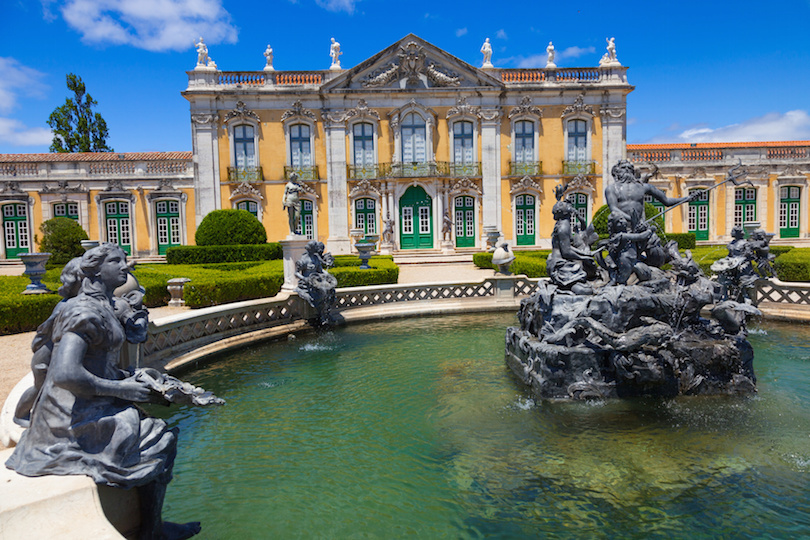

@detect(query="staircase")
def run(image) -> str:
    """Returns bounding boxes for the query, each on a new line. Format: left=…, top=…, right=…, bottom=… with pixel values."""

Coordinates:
left=392, top=248, right=478, bottom=265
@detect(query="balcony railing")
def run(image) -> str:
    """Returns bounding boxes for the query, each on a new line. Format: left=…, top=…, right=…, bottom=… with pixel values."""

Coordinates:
left=562, top=160, right=596, bottom=175
left=383, top=162, right=447, bottom=178
left=227, top=166, right=263, bottom=183
left=284, top=166, right=319, bottom=181
left=509, top=161, right=543, bottom=176
left=348, top=164, right=383, bottom=180
left=448, top=162, right=482, bottom=177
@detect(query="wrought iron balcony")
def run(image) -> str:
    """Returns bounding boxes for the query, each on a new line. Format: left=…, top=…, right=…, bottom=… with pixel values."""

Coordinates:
left=227, top=166, right=263, bottom=183
left=448, top=162, right=482, bottom=177
left=383, top=161, right=448, bottom=178
left=562, top=160, right=596, bottom=175
left=284, top=166, right=319, bottom=181
left=348, top=164, right=383, bottom=180
left=509, top=161, right=543, bottom=176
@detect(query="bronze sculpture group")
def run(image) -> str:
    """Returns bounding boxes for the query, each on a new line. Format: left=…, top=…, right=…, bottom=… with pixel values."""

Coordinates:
left=508, top=160, right=768, bottom=400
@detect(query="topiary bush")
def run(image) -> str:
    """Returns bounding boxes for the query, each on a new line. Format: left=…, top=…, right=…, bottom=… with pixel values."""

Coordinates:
left=774, top=248, right=810, bottom=282
left=195, top=209, right=267, bottom=246
left=591, top=203, right=664, bottom=236
left=166, top=243, right=282, bottom=264
left=39, top=217, right=89, bottom=266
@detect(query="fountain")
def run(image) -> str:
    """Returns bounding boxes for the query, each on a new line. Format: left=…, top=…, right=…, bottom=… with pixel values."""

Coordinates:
left=505, top=161, right=765, bottom=400
left=294, top=239, right=337, bottom=326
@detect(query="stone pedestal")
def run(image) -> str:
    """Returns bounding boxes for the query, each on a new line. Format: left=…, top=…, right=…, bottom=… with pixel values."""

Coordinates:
left=167, top=278, right=191, bottom=307
left=379, top=242, right=394, bottom=256
left=281, top=236, right=309, bottom=291
left=441, top=240, right=455, bottom=254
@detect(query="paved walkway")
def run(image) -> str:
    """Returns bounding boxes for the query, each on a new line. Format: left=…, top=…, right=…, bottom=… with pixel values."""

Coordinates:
left=0, top=262, right=494, bottom=447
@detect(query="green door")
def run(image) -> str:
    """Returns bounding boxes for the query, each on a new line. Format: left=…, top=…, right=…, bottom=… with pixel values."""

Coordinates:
left=688, top=189, right=709, bottom=241
left=780, top=186, right=800, bottom=238
left=105, top=201, right=132, bottom=255
left=355, top=198, right=377, bottom=236
left=295, top=199, right=314, bottom=240
left=156, top=200, right=181, bottom=255
left=515, top=194, right=535, bottom=246
left=454, top=196, right=475, bottom=248
left=2, top=203, right=30, bottom=258
left=399, top=186, right=433, bottom=249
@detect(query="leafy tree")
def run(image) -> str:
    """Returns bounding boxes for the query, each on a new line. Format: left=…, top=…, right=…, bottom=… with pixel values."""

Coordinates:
left=195, top=209, right=267, bottom=246
left=47, top=73, right=113, bottom=153
left=39, top=217, right=89, bottom=265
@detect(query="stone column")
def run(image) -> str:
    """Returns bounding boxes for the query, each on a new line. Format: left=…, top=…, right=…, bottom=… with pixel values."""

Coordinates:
left=600, top=103, right=627, bottom=190
left=190, top=112, right=221, bottom=225
left=480, top=109, right=503, bottom=243
left=322, top=111, right=351, bottom=254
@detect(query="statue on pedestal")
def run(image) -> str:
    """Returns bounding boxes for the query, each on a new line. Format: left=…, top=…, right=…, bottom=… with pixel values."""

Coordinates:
left=6, top=244, right=222, bottom=539
left=480, top=38, right=493, bottom=68
left=195, top=37, right=208, bottom=67
left=382, top=214, right=395, bottom=244
left=546, top=41, right=556, bottom=68
left=442, top=210, right=453, bottom=242
left=263, top=44, right=274, bottom=71
left=599, top=37, right=620, bottom=66
left=283, top=173, right=306, bottom=236
left=329, top=38, right=342, bottom=70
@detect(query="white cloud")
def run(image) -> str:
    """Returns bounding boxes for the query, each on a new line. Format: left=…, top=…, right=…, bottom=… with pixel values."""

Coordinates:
left=0, top=118, right=53, bottom=147
left=0, top=58, right=48, bottom=114
left=455, top=28, right=468, bottom=37
left=49, top=0, right=238, bottom=51
left=315, top=0, right=358, bottom=14
left=495, top=29, right=507, bottom=40
left=558, top=45, right=595, bottom=60
left=673, top=111, right=810, bottom=143
left=516, top=54, right=546, bottom=68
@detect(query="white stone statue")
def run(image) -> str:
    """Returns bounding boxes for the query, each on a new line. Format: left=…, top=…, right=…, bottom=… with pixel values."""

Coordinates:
left=480, top=38, right=493, bottom=68
left=599, top=37, right=620, bottom=66
left=196, top=37, right=208, bottom=67
left=329, top=38, right=342, bottom=70
left=546, top=41, right=556, bottom=68
left=264, top=44, right=274, bottom=71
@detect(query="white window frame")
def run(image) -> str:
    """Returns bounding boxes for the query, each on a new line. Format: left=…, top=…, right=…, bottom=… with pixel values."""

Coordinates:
left=562, top=114, right=594, bottom=164
left=449, top=118, right=478, bottom=166
left=510, top=118, right=539, bottom=164
left=224, top=115, right=261, bottom=174
left=348, top=120, right=378, bottom=167
left=283, top=118, right=316, bottom=169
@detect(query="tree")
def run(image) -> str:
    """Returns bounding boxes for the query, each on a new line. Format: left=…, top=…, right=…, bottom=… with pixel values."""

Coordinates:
left=47, top=73, right=113, bottom=153
left=39, top=217, right=89, bottom=265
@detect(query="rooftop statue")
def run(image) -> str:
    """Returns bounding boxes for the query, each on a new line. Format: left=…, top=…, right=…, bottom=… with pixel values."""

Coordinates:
left=546, top=41, right=556, bottom=68
left=263, top=44, right=274, bottom=71
left=195, top=37, right=208, bottom=66
left=6, top=244, right=222, bottom=539
left=507, top=162, right=763, bottom=400
left=480, top=38, right=493, bottom=68
left=329, top=37, right=342, bottom=70
left=295, top=240, right=338, bottom=326
left=599, top=37, right=620, bottom=66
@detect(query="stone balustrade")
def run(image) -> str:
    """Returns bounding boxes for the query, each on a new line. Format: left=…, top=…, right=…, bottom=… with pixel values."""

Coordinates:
left=0, top=157, right=192, bottom=179
left=628, top=144, right=810, bottom=166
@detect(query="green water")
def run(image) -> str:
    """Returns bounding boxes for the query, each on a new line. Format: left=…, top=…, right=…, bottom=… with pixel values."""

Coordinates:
left=156, top=313, right=810, bottom=538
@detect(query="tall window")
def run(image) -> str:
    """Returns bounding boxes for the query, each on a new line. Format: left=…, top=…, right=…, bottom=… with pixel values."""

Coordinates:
left=155, top=200, right=181, bottom=255
left=290, top=124, right=312, bottom=169
left=514, top=121, right=534, bottom=163
left=236, top=200, right=258, bottom=217
left=2, top=203, right=29, bottom=258
left=688, top=189, right=709, bottom=241
left=401, top=113, right=426, bottom=163
left=567, top=119, right=588, bottom=161
left=515, top=194, right=535, bottom=246
left=355, top=198, right=377, bottom=235
left=734, top=187, right=757, bottom=228
left=567, top=193, right=588, bottom=229
left=780, top=186, right=800, bottom=238
left=353, top=123, right=374, bottom=167
left=105, top=201, right=132, bottom=254
left=234, top=125, right=255, bottom=169
left=295, top=199, right=314, bottom=240
left=453, top=121, right=474, bottom=164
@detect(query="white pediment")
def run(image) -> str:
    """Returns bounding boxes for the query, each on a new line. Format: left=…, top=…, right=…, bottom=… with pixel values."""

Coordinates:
left=321, top=34, right=503, bottom=91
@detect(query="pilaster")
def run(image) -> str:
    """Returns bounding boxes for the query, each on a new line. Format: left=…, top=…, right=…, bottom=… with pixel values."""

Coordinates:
left=190, top=112, right=220, bottom=225
left=322, top=111, right=351, bottom=254
left=480, top=108, right=503, bottom=236
left=600, top=103, right=627, bottom=189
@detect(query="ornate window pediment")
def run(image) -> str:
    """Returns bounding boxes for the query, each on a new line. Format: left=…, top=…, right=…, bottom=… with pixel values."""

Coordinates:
left=510, top=175, right=543, bottom=196
left=281, top=100, right=317, bottom=124
left=223, top=101, right=260, bottom=124
left=508, top=96, right=543, bottom=120
left=564, top=173, right=596, bottom=196
left=349, top=178, right=382, bottom=198
left=449, top=177, right=482, bottom=196
left=41, top=180, right=88, bottom=194
left=229, top=180, right=263, bottom=200
left=561, top=93, right=595, bottom=118
left=362, top=40, right=462, bottom=88
left=447, top=97, right=481, bottom=120
left=389, top=100, right=437, bottom=130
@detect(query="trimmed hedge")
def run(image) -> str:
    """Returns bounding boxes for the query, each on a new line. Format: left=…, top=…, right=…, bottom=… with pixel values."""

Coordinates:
left=195, top=209, right=267, bottom=246
left=329, top=256, right=399, bottom=287
left=774, top=248, right=810, bottom=282
left=165, top=243, right=283, bottom=264
left=39, top=217, right=89, bottom=267
left=0, top=270, right=63, bottom=334
left=662, top=233, right=696, bottom=250
left=473, top=250, right=549, bottom=277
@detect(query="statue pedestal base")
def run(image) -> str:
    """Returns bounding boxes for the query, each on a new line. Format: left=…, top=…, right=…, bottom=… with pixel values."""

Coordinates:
left=441, top=240, right=455, bottom=254
left=281, top=236, right=309, bottom=291
left=379, top=242, right=394, bottom=255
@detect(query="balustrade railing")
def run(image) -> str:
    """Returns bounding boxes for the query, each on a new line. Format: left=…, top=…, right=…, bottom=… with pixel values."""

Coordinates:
left=88, top=162, right=136, bottom=175
left=274, top=72, right=323, bottom=85
left=629, top=150, right=672, bottom=163
left=509, top=161, right=542, bottom=176
left=284, top=166, right=319, bottom=181
left=562, top=160, right=596, bottom=175
left=501, top=70, right=546, bottom=83
left=448, top=162, right=482, bottom=177
left=217, top=71, right=266, bottom=86
left=555, top=68, right=600, bottom=82
left=768, top=147, right=809, bottom=160
left=227, top=166, right=263, bottom=183
left=348, top=164, right=382, bottom=180
left=681, top=149, right=723, bottom=161
left=0, top=163, right=38, bottom=176
left=146, top=161, right=189, bottom=175
left=384, top=161, right=448, bottom=178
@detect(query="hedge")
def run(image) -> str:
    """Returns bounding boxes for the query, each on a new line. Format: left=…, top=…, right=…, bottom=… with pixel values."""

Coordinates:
left=473, top=250, right=549, bottom=277
left=195, top=209, right=267, bottom=245
left=773, top=248, right=810, bottom=282
left=165, top=243, right=283, bottom=264
left=329, top=256, right=399, bottom=287
left=0, top=271, right=63, bottom=334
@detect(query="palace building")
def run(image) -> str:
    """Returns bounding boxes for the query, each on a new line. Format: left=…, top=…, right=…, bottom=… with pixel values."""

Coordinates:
left=0, top=35, right=808, bottom=261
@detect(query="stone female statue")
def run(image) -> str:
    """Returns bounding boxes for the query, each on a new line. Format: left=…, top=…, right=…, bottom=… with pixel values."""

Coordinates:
left=283, top=174, right=305, bottom=235
left=6, top=243, right=204, bottom=540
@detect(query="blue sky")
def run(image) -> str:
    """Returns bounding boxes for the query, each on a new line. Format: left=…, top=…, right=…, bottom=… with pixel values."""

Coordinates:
left=2, top=0, right=810, bottom=153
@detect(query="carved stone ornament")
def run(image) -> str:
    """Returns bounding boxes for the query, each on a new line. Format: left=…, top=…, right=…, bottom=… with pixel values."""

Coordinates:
left=447, top=97, right=481, bottom=119
left=510, top=175, right=543, bottom=195
left=686, top=167, right=711, bottom=180
left=345, top=99, right=381, bottom=122
left=105, top=179, right=126, bottom=192
left=449, top=177, right=482, bottom=196
left=564, top=173, right=595, bottom=196
left=230, top=180, right=263, bottom=200
left=320, top=109, right=352, bottom=126
left=41, top=180, right=88, bottom=196
left=508, top=96, right=543, bottom=120
left=362, top=41, right=462, bottom=88
left=281, top=100, right=317, bottom=123
left=191, top=114, right=216, bottom=125
left=561, top=94, right=595, bottom=118
left=1, top=180, right=23, bottom=194
left=349, top=178, right=381, bottom=198
left=777, top=164, right=807, bottom=179
left=479, top=108, right=503, bottom=123
left=600, top=106, right=625, bottom=119
left=223, top=101, right=260, bottom=123
left=389, top=100, right=437, bottom=130
left=299, top=181, right=320, bottom=200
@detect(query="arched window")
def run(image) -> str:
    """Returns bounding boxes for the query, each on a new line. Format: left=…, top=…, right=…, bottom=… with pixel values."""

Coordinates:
left=353, top=123, right=374, bottom=167
left=515, top=120, right=534, bottom=162
left=567, top=120, right=588, bottom=162
left=401, top=113, right=426, bottom=163
left=453, top=121, right=474, bottom=164
left=290, top=124, right=312, bottom=170
left=236, top=200, right=259, bottom=217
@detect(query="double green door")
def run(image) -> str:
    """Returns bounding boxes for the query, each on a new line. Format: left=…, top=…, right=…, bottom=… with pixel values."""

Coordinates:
left=156, top=200, right=181, bottom=255
left=2, top=203, right=30, bottom=258
left=688, top=189, right=709, bottom=241
left=515, top=194, right=535, bottom=246
left=454, top=196, right=475, bottom=248
left=399, top=186, right=433, bottom=249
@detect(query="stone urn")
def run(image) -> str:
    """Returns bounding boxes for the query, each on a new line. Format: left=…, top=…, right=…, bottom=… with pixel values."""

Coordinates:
left=483, top=226, right=500, bottom=252
left=492, top=242, right=516, bottom=275
left=20, top=252, right=52, bottom=295
left=80, top=240, right=100, bottom=251
left=354, top=234, right=379, bottom=270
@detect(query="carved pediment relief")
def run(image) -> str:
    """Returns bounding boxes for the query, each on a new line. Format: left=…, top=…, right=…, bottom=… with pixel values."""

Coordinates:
left=447, top=97, right=481, bottom=119
left=777, top=164, right=807, bottom=179
left=561, top=93, right=595, bottom=118
left=449, top=177, right=482, bottom=196
left=322, top=34, right=503, bottom=91
left=223, top=101, right=259, bottom=123
left=281, top=100, right=317, bottom=123
left=349, top=178, right=381, bottom=198
left=510, top=175, right=543, bottom=195
left=229, top=181, right=263, bottom=200
left=41, top=180, right=88, bottom=194
left=564, top=173, right=596, bottom=196
left=508, top=96, right=543, bottom=120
